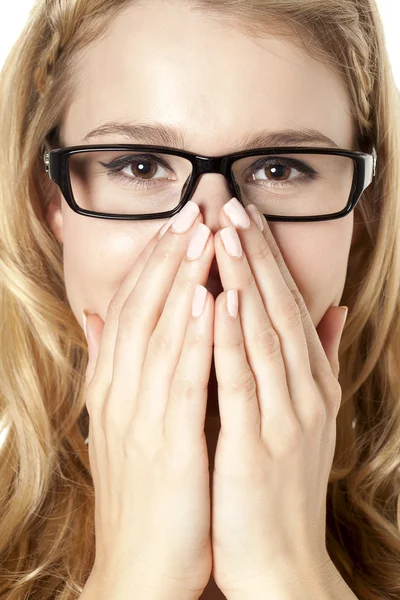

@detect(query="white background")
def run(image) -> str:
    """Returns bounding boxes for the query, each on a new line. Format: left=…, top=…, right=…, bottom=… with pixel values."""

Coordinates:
left=0, top=0, right=399, bottom=89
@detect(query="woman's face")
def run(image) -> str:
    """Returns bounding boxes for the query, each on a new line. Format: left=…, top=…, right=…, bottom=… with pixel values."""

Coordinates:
left=46, top=1, right=358, bottom=419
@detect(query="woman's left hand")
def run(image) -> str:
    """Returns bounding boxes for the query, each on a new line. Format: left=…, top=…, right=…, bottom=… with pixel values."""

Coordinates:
left=211, top=198, right=348, bottom=599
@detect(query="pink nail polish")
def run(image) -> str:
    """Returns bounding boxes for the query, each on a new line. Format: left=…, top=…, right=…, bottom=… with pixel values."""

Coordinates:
left=159, top=216, right=176, bottom=238
left=220, top=226, right=242, bottom=257
left=192, top=284, right=208, bottom=317
left=223, top=197, right=251, bottom=229
left=227, top=289, right=238, bottom=318
left=246, top=204, right=264, bottom=231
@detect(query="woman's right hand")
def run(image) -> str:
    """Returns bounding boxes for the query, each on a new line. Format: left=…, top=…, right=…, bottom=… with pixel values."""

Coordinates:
left=82, top=201, right=216, bottom=600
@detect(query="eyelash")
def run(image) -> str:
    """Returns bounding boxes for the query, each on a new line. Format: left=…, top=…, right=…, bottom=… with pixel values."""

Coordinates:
left=99, top=154, right=318, bottom=189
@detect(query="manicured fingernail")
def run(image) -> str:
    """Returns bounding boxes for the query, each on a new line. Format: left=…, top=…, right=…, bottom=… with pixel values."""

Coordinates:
left=171, top=201, right=200, bottom=233
left=159, top=216, right=177, bottom=238
left=223, top=197, right=251, bottom=229
left=227, top=289, right=238, bottom=318
left=192, top=284, right=208, bottom=317
left=246, top=204, right=264, bottom=231
left=187, top=223, right=211, bottom=260
left=220, top=226, right=242, bottom=257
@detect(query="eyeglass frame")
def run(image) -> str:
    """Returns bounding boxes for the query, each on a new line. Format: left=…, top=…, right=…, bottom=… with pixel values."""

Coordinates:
left=42, top=143, right=377, bottom=223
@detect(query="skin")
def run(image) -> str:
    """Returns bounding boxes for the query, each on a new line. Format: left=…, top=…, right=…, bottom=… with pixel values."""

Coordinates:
left=45, top=0, right=359, bottom=432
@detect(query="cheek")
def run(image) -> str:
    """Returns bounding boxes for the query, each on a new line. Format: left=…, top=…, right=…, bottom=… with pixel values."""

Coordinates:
left=269, top=216, right=353, bottom=326
left=62, top=218, right=161, bottom=323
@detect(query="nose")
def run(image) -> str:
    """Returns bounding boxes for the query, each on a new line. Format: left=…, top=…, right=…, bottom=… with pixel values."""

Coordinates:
left=186, top=172, right=237, bottom=237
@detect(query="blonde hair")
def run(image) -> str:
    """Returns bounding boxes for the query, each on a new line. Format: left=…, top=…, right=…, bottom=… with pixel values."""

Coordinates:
left=0, top=0, right=399, bottom=598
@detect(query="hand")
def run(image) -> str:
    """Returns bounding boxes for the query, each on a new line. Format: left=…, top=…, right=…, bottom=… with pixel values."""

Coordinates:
left=209, top=198, right=348, bottom=599
left=82, top=201, right=216, bottom=600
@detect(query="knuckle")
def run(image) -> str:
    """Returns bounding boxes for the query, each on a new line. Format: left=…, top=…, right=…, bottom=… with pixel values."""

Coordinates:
left=255, top=325, right=281, bottom=359
left=214, top=333, right=243, bottom=355
left=269, top=241, right=281, bottom=261
left=227, top=334, right=246, bottom=355
left=148, top=329, right=173, bottom=357
left=272, top=416, right=303, bottom=456
left=122, top=428, right=147, bottom=462
left=160, top=248, right=175, bottom=262
left=127, top=418, right=150, bottom=448
left=126, top=409, right=163, bottom=454
left=229, top=367, right=256, bottom=395
left=119, top=296, right=144, bottom=327
left=250, top=241, right=273, bottom=262
left=290, top=287, right=309, bottom=322
left=240, top=272, right=256, bottom=291
left=319, top=359, right=336, bottom=381
left=186, top=328, right=203, bottom=347
left=318, top=358, right=341, bottom=389
left=170, top=374, right=198, bottom=398
left=177, top=277, right=194, bottom=294
left=279, top=292, right=302, bottom=328
left=101, top=391, right=126, bottom=435
left=325, top=377, right=342, bottom=414
left=303, top=399, right=327, bottom=431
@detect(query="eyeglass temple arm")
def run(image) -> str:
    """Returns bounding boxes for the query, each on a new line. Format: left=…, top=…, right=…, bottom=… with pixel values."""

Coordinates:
left=372, top=146, right=377, bottom=177
left=44, top=150, right=50, bottom=175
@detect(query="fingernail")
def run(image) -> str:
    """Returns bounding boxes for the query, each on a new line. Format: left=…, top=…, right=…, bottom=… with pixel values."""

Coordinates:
left=220, top=226, right=242, bottom=257
left=341, top=306, right=348, bottom=328
left=223, top=197, right=251, bottom=229
left=227, top=289, right=238, bottom=318
left=246, top=204, right=264, bottom=231
left=192, top=284, right=208, bottom=317
left=187, top=223, right=211, bottom=260
left=159, top=216, right=177, bottom=238
left=171, top=201, right=200, bottom=233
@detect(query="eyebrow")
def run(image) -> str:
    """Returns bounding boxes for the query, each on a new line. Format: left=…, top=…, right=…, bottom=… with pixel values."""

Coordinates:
left=82, top=121, right=340, bottom=150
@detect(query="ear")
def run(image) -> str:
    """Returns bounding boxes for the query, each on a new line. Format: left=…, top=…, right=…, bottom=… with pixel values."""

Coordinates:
left=45, top=191, right=63, bottom=244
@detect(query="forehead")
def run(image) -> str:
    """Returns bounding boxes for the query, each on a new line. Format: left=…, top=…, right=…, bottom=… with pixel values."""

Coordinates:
left=60, top=1, right=354, bottom=153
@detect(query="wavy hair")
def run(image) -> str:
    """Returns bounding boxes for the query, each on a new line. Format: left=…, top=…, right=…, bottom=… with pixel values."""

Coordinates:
left=0, top=0, right=399, bottom=598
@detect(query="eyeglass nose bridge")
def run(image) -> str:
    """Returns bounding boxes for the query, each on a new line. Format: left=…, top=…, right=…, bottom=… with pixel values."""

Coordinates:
left=184, top=154, right=242, bottom=204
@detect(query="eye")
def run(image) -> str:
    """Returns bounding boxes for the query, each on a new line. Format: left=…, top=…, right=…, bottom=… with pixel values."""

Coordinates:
left=247, top=157, right=316, bottom=185
left=99, top=154, right=176, bottom=184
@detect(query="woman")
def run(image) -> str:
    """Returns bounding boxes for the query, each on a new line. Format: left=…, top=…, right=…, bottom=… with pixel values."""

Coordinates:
left=0, top=1, right=399, bottom=599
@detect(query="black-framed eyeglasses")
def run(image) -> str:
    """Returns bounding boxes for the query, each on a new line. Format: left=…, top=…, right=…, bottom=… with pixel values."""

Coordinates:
left=43, top=143, right=377, bottom=222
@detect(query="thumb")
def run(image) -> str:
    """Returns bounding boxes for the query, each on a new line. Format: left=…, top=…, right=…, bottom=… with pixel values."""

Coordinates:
left=316, top=305, right=348, bottom=380
left=82, top=310, right=105, bottom=387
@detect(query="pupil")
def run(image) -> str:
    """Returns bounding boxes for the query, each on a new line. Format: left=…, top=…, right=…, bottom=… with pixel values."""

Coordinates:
left=268, top=164, right=287, bottom=180
left=134, top=161, right=155, bottom=178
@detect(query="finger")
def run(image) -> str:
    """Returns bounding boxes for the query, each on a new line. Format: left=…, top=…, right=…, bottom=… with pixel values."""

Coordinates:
left=165, top=285, right=214, bottom=442
left=220, top=201, right=336, bottom=385
left=245, top=206, right=337, bottom=385
left=87, top=204, right=203, bottom=398
left=213, top=288, right=261, bottom=443
left=135, top=223, right=215, bottom=428
left=214, top=225, right=308, bottom=435
left=104, top=203, right=208, bottom=432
